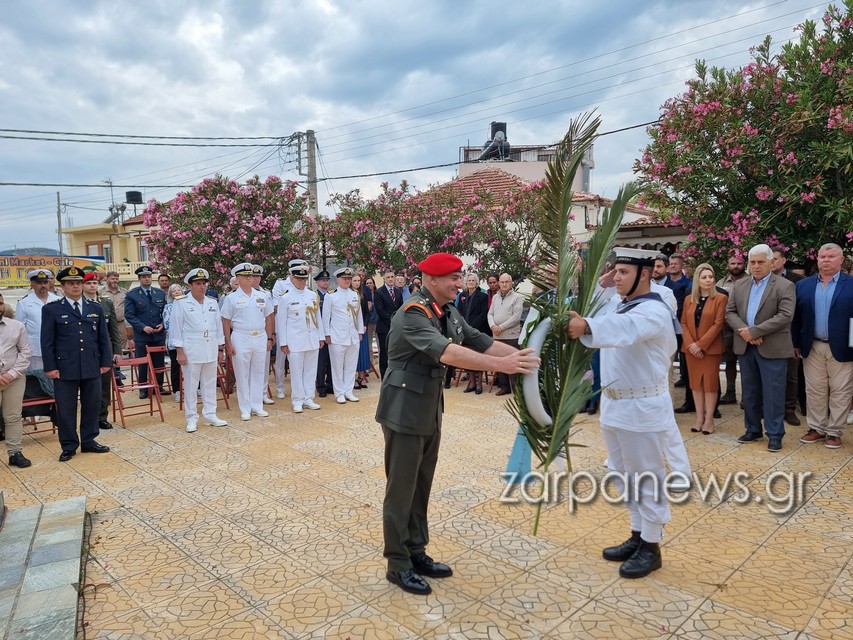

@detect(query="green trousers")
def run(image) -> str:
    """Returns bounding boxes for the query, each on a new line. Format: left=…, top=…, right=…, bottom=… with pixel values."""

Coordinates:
left=382, top=425, right=441, bottom=573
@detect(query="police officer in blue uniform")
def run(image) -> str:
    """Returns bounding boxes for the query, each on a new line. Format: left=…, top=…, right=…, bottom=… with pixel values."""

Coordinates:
left=41, top=267, right=113, bottom=462
left=124, top=265, right=168, bottom=398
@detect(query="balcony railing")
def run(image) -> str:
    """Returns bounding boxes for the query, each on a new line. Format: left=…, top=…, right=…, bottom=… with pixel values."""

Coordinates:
left=104, top=261, right=150, bottom=278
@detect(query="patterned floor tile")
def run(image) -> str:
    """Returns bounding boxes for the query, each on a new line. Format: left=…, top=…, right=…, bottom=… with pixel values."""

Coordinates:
left=674, top=594, right=799, bottom=639
left=190, top=608, right=294, bottom=640
left=429, top=601, right=556, bottom=639
left=593, top=577, right=705, bottom=632
left=144, top=580, right=253, bottom=636
left=261, top=576, right=364, bottom=636
left=305, top=603, right=422, bottom=639
left=441, top=550, right=525, bottom=600
left=548, top=598, right=672, bottom=639
left=95, top=537, right=190, bottom=580
left=529, top=547, right=619, bottom=599
left=370, top=585, right=478, bottom=635
left=118, top=560, right=219, bottom=608
left=481, top=571, right=589, bottom=633
left=712, top=570, right=824, bottom=629
left=802, top=596, right=853, bottom=640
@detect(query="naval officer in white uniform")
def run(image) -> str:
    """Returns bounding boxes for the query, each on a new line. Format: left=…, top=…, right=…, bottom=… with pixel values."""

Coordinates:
left=568, top=247, right=682, bottom=579
left=276, top=263, right=323, bottom=413
left=221, top=262, right=274, bottom=421
left=170, top=268, right=228, bottom=432
left=15, top=268, right=60, bottom=371
left=322, top=267, right=364, bottom=404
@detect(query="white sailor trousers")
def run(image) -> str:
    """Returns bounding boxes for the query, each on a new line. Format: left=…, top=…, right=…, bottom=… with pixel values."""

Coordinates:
left=182, top=361, right=218, bottom=423
left=328, top=342, right=359, bottom=398
left=288, top=349, right=319, bottom=406
left=601, top=424, right=671, bottom=543
left=230, top=331, right=267, bottom=414
left=274, top=348, right=287, bottom=395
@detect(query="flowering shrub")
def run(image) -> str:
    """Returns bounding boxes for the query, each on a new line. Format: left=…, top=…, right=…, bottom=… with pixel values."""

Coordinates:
left=635, top=3, right=853, bottom=265
left=144, top=175, right=312, bottom=288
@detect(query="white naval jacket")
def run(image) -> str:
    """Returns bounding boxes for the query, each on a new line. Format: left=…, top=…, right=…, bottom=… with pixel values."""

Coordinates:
left=581, top=288, right=678, bottom=432
left=322, top=287, right=364, bottom=346
left=220, top=287, right=273, bottom=331
left=276, top=287, right=322, bottom=352
left=15, top=291, right=60, bottom=357
left=169, top=294, right=225, bottom=363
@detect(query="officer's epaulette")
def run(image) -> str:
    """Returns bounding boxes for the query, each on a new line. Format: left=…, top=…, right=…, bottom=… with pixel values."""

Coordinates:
left=403, top=298, right=444, bottom=319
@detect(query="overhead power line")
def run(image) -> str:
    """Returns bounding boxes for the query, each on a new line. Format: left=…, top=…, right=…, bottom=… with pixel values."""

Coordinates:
left=0, top=128, right=285, bottom=140
left=0, top=134, right=290, bottom=148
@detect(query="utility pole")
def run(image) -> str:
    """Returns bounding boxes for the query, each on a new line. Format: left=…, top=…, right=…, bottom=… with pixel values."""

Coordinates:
left=305, top=130, right=319, bottom=217
left=56, top=191, right=64, bottom=258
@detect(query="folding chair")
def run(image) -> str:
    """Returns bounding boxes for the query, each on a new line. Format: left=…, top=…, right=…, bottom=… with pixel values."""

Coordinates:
left=111, top=354, right=164, bottom=429
left=145, top=344, right=172, bottom=394
left=22, top=397, right=58, bottom=435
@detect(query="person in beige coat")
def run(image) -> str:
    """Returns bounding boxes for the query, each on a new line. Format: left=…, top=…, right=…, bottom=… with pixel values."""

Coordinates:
left=725, top=244, right=795, bottom=452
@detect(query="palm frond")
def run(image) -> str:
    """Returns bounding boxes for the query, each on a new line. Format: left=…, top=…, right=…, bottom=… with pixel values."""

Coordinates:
left=506, top=111, right=641, bottom=535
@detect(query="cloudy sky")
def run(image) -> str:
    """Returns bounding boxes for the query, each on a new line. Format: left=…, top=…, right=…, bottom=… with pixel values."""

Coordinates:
left=0, top=0, right=826, bottom=252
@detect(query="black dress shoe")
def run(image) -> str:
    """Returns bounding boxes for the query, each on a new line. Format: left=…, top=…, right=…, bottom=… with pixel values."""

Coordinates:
left=139, top=390, right=149, bottom=400
left=674, top=403, right=695, bottom=414
left=603, top=531, right=641, bottom=562
left=784, top=413, right=801, bottom=426
left=713, top=408, right=721, bottom=419
left=59, top=450, right=75, bottom=462
left=443, top=380, right=452, bottom=389
left=619, top=540, right=662, bottom=579
left=8, top=452, right=32, bottom=468
left=81, top=442, right=110, bottom=453
left=674, top=379, right=687, bottom=388
left=495, top=388, right=511, bottom=397
left=386, top=568, right=431, bottom=595
left=718, top=392, right=737, bottom=405
left=767, top=438, right=783, bottom=452
left=159, top=388, right=172, bottom=396
left=411, top=554, right=453, bottom=578
left=463, top=385, right=476, bottom=393
left=475, top=386, right=483, bottom=395
left=318, top=391, right=327, bottom=398
left=98, top=420, right=114, bottom=430
left=738, top=432, right=763, bottom=443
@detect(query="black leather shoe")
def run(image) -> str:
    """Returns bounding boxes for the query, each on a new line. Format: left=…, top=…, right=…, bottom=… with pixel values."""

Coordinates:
left=718, top=392, right=737, bottom=405
left=318, top=391, right=327, bottom=398
left=59, top=450, right=75, bottom=462
left=603, top=531, right=641, bottom=562
left=619, top=540, right=662, bottom=579
left=475, top=386, right=483, bottom=395
left=784, top=413, right=801, bottom=426
left=738, top=432, right=763, bottom=443
left=767, top=438, right=783, bottom=452
left=443, top=380, right=452, bottom=389
left=713, top=408, right=721, bottom=419
left=495, top=388, right=511, bottom=397
left=139, top=390, right=149, bottom=400
left=386, top=568, right=431, bottom=595
left=98, top=420, right=114, bottom=430
left=81, top=442, right=110, bottom=453
left=159, top=388, right=172, bottom=396
left=8, top=452, right=32, bottom=468
left=674, top=403, right=695, bottom=414
left=674, top=379, right=687, bottom=388
left=411, top=554, right=453, bottom=578
left=463, top=385, right=476, bottom=393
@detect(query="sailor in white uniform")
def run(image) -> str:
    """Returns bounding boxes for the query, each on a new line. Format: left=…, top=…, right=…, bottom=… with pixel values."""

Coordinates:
left=15, top=269, right=60, bottom=370
left=568, top=247, right=682, bottom=579
left=169, top=268, right=228, bottom=432
left=276, top=264, right=323, bottom=413
left=322, top=267, right=364, bottom=404
left=249, top=264, right=276, bottom=405
left=271, top=259, right=309, bottom=398
left=220, top=262, right=274, bottom=421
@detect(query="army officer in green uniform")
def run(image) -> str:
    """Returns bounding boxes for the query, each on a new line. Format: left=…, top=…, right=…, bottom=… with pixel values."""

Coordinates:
left=376, top=252, right=540, bottom=595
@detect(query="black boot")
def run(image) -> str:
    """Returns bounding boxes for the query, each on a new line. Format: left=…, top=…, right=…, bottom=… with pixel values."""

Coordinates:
left=602, top=531, right=641, bottom=562
left=619, top=540, right=662, bottom=578
left=719, top=388, right=737, bottom=404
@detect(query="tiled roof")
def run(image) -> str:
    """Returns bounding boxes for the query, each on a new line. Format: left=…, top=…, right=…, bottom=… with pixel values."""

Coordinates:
left=122, top=213, right=146, bottom=226
left=428, top=168, right=532, bottom=200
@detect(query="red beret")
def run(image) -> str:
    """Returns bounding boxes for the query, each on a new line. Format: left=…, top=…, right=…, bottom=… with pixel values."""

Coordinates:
left=417, top=253, right=464, bottom=276
left=82, top=272, right=99, bottom=283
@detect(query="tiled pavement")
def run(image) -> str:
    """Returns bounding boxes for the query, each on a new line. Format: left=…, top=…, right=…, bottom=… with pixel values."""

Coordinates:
left=2, top=381, right=853, bottom=639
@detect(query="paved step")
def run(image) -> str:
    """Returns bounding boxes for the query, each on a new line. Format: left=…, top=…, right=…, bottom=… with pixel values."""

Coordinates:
left=0, top=496, right=86, bottom=640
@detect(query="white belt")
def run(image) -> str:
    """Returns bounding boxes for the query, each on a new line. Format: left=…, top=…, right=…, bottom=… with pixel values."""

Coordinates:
left=603, top=383, right=669, bottom=400
left=232, top=329, right=264, bottom=336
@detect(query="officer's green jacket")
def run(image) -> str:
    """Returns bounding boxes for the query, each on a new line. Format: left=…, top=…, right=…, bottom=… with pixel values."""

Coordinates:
left=375, top=286, right=493, bottom=436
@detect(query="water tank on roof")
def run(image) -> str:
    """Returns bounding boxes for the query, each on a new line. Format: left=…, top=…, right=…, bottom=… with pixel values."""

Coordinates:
left=125, top=191, right=143, bottom=205
left=490, top=121, right=507, bottom=140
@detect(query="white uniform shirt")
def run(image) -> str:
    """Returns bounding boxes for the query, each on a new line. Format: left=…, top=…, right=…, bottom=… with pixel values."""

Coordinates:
left=271, top=277, right=292, bottom=309
left=651, top=281, right=677, bottom=313
left=322, top=288, right=364, bottom=345
left=15, top=291, right=60, bottom=357
left=169, top=294, right=225, bottom=363
left=276, top=287, right=322, bottom=352
left=220, top=287, right=273, bottom=332
left=581, top=292, right=677, bottom=432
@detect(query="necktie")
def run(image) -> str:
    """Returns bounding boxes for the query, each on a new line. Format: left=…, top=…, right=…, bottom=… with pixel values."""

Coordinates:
left=145, top=289, right=152, bottom=304
left=390, top=287, right=395, bottom=303
left=73, top=301, right=80, bottom=316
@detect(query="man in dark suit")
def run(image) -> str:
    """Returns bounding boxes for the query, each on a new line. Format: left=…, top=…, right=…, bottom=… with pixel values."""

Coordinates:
left=314, top=270, right=334, bottom=397
left=374, top=269, right=403, bottom=378
left=457, top=274, right=490, bottom=393
left=725, top=244, right=796, bottom=452
left=124, top=265, right=168, bottom=398
left=792, top=243, right=853, bottom=449
left=771, top=247, right=805, bottom=426
left=42, top=267, right=113, bottom=462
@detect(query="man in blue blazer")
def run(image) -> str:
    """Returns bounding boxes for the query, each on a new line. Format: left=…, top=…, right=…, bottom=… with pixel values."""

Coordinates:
left=792, top=243, right=853, bottom=449
left=42, top=267, right=113, bottom=461
left=124, top=265, right=168, bottom=398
